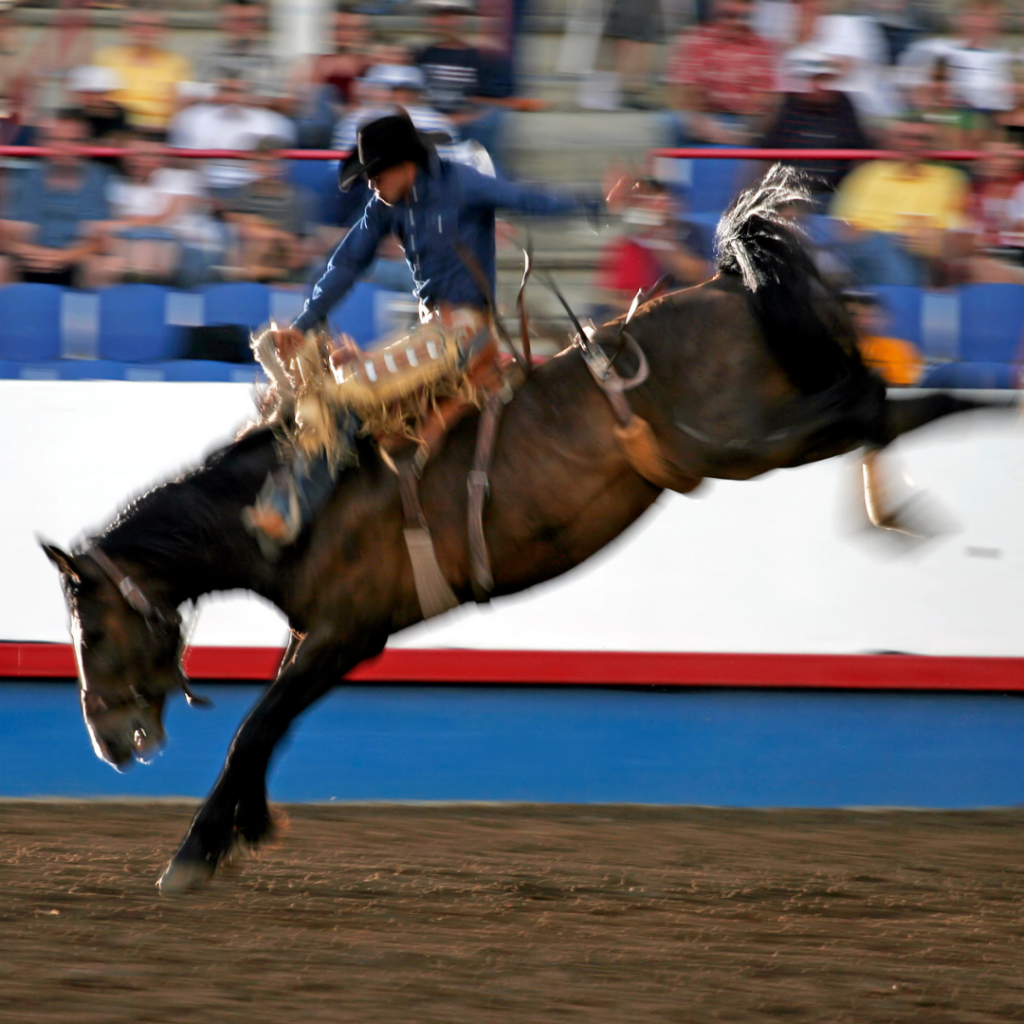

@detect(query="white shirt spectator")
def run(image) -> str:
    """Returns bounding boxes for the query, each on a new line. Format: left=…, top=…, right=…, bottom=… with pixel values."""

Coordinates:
left=108, top=166, right=200, bottom=220
left=107, top=166, right=224, bottom=252
left=168, top=102, right=296, bottom=190
left=898, top=36, right=1013, bottom=113
left=756, top=2, right=895, bottom=118
left=780, top=14, right=896, bottom=119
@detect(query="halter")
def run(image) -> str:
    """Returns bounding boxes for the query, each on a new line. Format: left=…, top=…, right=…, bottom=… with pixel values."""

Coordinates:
left=79, top=547, right=212, bottom=709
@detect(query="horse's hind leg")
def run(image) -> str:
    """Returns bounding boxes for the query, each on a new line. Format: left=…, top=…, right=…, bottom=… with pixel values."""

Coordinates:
left=158, top=630, right=387, bottom=895
left=859, top=391, right=1017, bottom=539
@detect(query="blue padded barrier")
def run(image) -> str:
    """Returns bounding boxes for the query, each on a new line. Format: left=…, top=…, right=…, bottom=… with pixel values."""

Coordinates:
left=158, top=360, right=263, bottom=383
left=0, top=283, right=63, bottom=362
left=921, top=360, right=1020, bottom=389
left=958, top=283, right=1024, bottom=363
left=97, top=284, right=182, bottom=362
left=202, top=281, right=271, bottom=331
left=19, top=359, right=126, bottom=381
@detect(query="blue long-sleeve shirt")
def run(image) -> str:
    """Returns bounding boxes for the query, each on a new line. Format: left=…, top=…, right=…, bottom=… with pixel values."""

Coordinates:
left=293, top=158, right=592, bottom=334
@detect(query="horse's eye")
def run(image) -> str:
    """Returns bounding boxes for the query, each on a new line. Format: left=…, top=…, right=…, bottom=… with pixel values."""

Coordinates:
left=82, top=629, right=104, bottom=650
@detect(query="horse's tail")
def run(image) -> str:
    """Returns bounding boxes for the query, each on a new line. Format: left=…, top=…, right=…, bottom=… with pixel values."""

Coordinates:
left=714, top=163, right=862, bottom=395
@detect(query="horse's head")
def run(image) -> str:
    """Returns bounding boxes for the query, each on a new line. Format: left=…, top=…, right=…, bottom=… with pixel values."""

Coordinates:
left=42, top=542, right=191, bottom=770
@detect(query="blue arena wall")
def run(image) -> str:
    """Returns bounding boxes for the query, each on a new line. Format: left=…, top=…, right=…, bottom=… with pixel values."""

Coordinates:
left=3, top=682, right=1024, bottom=808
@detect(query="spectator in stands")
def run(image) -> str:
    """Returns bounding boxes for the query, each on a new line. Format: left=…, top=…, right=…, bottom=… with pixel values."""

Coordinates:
left=863, top=0, right=920, bottom=68
left=0, top=109, right=109, bottom=287
left=191, top=0, right=289, bottom=113
left=596, top=179, right=710, bottom=314
left=66, top=65, right=129, bottom=142
left=962, top=137, right=1024, bottom=284
left=303, top=5, right=371, bottom=110
left=221, top=136, right=315, bottom=284
left=757, top=46, right=873, bottom=203
left=830, top=116, right=970, bottom=287
left=168, top=72, right=297, bottom=197
left=333, top=63, right=458, bottom=154
left=415, top=0, right=515, bottom=169
left=844, top=288, right=924, bottom=386
left=0, top=0, right=35, bottom=146
left=97, top=132, right=223, bottom=287
left=771, top=0, right=895, bottom=120
left=601, top=0, right=665, bottom=109
left=994, top=60, right=1024, bottom=147
left=662, top=0, right=778, bottom=146
left=0, top=81, right=34, bottom=148
left=93, top=9, right=193, bottom=136
left=907, top=54, right=987, bottom=150
left=898, top=0, right=1012, bottom=123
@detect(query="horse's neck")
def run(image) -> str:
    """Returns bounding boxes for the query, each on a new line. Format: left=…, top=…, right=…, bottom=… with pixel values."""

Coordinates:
left=102, top=445, right=280, bottom=609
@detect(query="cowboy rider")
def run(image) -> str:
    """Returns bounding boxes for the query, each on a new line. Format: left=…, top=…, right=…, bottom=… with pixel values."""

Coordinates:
left=246, top=112, right=627, bottom=548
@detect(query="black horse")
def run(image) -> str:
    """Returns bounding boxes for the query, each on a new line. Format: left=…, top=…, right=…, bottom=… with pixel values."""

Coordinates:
left=43, top=166, right=1006, bottom=893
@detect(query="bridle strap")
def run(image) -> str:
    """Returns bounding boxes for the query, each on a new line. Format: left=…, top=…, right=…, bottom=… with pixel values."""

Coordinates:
left=82, top=547, right=177, bottom=627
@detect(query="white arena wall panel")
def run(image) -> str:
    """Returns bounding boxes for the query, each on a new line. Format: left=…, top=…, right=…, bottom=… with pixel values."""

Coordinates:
left=4, top=380, right=1024, bottom=663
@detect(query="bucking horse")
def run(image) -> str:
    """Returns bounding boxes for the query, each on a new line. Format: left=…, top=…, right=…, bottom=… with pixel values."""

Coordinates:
left=43, top=166, right=1011, bottom=893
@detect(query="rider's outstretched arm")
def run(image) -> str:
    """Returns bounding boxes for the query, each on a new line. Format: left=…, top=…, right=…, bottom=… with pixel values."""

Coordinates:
left=457, top=162, right=603, bottom=221
left=293, top=200, right=392, bottom=333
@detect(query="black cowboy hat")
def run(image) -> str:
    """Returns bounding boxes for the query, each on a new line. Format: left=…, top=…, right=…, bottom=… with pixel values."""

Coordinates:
left=338, top=114, right=431, bottom=192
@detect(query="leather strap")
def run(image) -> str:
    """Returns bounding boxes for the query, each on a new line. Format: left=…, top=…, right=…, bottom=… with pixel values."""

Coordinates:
left=467, top=391, right=504, bottom=602
left=397, top=459, right=426, bottom=529
left=397, top=458, right=460, bottom=618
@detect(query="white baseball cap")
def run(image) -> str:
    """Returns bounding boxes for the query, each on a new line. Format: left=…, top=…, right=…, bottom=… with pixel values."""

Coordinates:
left=68, top=65, right=123, bottom=93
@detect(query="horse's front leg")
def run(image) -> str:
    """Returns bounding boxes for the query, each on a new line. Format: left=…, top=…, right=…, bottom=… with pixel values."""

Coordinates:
left=231, top=630, right=306, bottom=845
left=157, top=630, right=386, bottom=895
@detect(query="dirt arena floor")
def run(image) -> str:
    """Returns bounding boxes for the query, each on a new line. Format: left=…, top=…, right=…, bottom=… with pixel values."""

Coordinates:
left=3, top=803, right=1024, bottom=1023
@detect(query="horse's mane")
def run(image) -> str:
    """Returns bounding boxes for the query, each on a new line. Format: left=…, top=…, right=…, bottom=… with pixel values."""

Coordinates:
left=91, top=427, right=278, bottom=575
left=714, top=163, right=862, bottom=394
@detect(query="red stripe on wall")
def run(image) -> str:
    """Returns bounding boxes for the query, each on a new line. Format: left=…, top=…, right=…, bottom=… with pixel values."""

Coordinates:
left=2, top=643, right=1023, bottom=691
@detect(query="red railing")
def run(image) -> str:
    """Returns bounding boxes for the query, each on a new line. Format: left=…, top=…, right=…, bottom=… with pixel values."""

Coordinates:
left=652, top=148, right=986, bottom=162
left=0, top=146, right=992, bottom=162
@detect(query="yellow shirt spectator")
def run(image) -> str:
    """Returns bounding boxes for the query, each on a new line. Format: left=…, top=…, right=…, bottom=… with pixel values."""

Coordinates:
left=831, top=160, right=970, bottom=235
left=94, top=44, right=192, bottom=131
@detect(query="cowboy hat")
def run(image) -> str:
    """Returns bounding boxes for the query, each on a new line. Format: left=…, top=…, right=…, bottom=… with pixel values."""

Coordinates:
left=338, top=113, right=430, bottom=192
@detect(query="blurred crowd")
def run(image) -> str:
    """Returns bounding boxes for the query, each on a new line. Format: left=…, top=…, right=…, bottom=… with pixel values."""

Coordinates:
left=0, top=0, right=518, bottom=291
left=2, top=0, right=1024, bottom=382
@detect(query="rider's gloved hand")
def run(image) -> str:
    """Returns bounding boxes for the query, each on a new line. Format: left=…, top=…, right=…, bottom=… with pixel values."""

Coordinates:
left=273, top=327, right=305, bottom=362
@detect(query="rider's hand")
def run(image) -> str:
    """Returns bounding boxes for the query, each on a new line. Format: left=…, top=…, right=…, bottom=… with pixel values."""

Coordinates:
left=603, top=162, right=635, bottom=215
left=272, top=327, right=304, bottom=362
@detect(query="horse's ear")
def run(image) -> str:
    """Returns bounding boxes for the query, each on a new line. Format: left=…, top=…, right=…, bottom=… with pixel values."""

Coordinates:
left=39, top=539, right=82, bottom=582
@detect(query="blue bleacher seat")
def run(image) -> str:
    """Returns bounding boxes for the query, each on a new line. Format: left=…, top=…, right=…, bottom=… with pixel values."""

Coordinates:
left=958, top=283, right=1024, bottom=363
left=0, top=283, right=63, bottom=362
left=98, top=284, right=182, bottom=362
left=287, top=159, right=343, bottom=226
left=202, top=282, right=271, bottom=331
left=327, top=280, right=379, bottom=348
left=687, top=153, right=744, bottom=216
left=871, top=285, right=924, bottom=349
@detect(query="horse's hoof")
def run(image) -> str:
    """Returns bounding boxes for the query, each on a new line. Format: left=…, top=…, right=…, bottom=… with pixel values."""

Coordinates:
left=157, top=856, right=215, bottom=896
